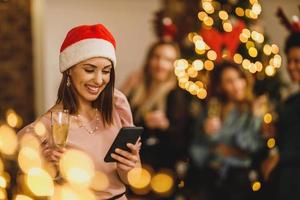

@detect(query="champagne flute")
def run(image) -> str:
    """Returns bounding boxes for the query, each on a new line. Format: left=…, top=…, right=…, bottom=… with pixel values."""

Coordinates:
left=50, top=110, right=69, bottom=182
left=51, top=110, right=69, bottom=148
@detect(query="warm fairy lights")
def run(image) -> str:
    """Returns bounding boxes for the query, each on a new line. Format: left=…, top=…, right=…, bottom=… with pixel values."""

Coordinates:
left=195, top=0, right=278, bottom=80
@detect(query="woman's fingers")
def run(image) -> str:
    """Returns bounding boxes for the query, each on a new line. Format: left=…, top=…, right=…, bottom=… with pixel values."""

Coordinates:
left=127, top=143, right=140, bottom=155
left=111, top=153, right=136, bottom=168
left=116, top=162, right=132, bottom=171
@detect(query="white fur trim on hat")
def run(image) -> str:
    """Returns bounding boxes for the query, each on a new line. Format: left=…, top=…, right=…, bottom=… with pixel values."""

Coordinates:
left=59, top=38, right=116, bottom=72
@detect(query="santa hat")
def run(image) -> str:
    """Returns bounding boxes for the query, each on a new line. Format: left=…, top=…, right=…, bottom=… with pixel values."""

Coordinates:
left=59, top=24, right=116, bottom=73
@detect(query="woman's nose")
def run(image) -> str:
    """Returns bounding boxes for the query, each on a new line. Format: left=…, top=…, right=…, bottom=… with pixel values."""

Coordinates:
left=94, top=72, right=103, bottom=85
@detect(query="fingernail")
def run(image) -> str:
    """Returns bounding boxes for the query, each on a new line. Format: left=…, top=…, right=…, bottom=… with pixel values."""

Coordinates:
left=115, top=148, right=120, bottom=153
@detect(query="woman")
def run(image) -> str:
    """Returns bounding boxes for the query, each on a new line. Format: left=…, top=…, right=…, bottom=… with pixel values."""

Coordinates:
left=121, top=41, right=192, bottom=197
left=189, top=61, right=264, bottom=200
left=18, top=24, right=141, bottom=200
left=262, top=32, right=300, bottom=200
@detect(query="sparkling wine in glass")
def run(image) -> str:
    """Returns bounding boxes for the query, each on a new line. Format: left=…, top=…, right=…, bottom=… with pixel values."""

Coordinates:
left=51, top=110, right=69, bottom=148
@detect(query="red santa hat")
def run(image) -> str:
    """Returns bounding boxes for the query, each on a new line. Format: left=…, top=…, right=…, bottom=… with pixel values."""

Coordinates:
left=59, top=24, right=116, bottom=73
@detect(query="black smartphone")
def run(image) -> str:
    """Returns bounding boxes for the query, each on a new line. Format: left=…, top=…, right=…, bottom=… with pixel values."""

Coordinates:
left=104, top=127, right=143, bottom=162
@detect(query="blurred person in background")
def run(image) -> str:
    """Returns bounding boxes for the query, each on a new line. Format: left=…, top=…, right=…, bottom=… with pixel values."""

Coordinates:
left=262, top=32, right=300, bottom=200
left=189, top=61, right=265, bottom=200
left=121, top=41, right=192, bottom=199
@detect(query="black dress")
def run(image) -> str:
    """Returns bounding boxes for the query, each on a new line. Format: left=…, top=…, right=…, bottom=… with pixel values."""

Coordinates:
left=277, top=92, right=300, bottom=200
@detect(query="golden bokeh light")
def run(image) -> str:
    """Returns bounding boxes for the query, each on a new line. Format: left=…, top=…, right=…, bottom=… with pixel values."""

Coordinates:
left=255, top=61, right=263, bottom=72
left=195, top=81, right=204, bottom=88
left=233, top=54, right=243, bottom=64
left=204, top=60, right=214, bottom=71
left=187, top=67, right=198, bottom=78
left=195, top=40, right=206, bottom=51
left=235, top=7, right=244, bottom=17
left=174, top=59, right=189, bottom=70
left=151, top=173, right=174, bottom=194
left=203, top=16, right=214, bottom=26
left=59, top=149, right=95, bottom=187
left=0, top=176, right=7, bottom=188
left=249, top=63, right=257, bottom=73
left=267, top=138, right=276, bottom=149
left=265, top=65, right=276, bottom=76
left=19, top=134, right=41, bottom=151
left=34, top=121, right=47, bottom=137
left=264, top=113, right=273, bottom=124
left=90, top=171, right=109, bottom=192
left=239, top=34, right=249, bottom=43
left=128, top=167, right=152, bottom=189
left=51, top=184, right=96, bottom=200
left=207, top=50, right=217, bottom=61
left=242, top=59, right=251, bottom=70
left=18, top=147, right=42, bottom=174
left=198, top=11, right=207, bottom=21
left=0, top=124, right=18, bottom=156
left=0, top=159, right=4, bottom=172
left=26, top=167, right=54, bottom=196
left=192, top=60, right=204, bottom=71
left=15, top=194, right=34, bottom=200
left=248, top=47, right=258, bottom=57
left=223, top=21, right=233, bottom=32
left=263, top=44, right=272, bottom=55
left=252, top=181, right=261, bottom=192
left=197, top=88, right=207, bottom=99
left=202, top=2, right=214, bottom=14
left=252, top=3, right=262, bottom=15
left=271, top=44, right=279, bottom=54
left=218, top=10, right=228, bottom=20
left=0, top=188, right=7, bottom=199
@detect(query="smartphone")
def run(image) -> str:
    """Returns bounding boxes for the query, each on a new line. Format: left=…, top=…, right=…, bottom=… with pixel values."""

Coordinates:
left=104, top=127, right=143, bottom=162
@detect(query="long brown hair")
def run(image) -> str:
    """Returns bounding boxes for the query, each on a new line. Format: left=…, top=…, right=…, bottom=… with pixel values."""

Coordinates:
left=210, top=61, right=253, bottom=105
left=142, top=40, right=180, bottom=90
left=56, top=66, right=115, bottom=126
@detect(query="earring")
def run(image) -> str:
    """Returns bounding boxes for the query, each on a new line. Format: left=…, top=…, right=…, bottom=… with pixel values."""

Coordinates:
left=67, top=76, right=71, bottom=87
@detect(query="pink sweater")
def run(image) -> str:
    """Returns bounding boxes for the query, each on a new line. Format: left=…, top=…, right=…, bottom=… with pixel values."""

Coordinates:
left=18, top=89, right=134, bottom=200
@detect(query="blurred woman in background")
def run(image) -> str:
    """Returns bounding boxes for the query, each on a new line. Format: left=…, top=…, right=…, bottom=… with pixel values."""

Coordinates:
left=189, top=61, right=264, bottom=200
left=121, top=41, right=192, bottom=199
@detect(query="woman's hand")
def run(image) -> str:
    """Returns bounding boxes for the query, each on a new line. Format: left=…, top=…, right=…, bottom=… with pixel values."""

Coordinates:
left=204, top=117, right=222, bottom=136
left=144, top=110, right=169, bottom=130
left=111, top=139, right=142, bottom=184
left=41, top=139, right=66, bottom=166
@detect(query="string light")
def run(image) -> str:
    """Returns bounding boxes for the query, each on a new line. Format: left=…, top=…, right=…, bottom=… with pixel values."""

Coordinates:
left=265, top=65, right=276, bottom=76
left=223, top=21, right=233, bottom=32
left=263, top=44, right=272, bottom=55
left=249, top=47, right=258, bottom=57
left=151, top=172, right=174, bottom=194
left=203, top=16, right=214, bottom=26
left=192, top=60, right=204, bottom=71
left=219, top=10, right=229, bottom=20
left=198, top=11, right=207, bottom=21
left=267, top=138, right=276, bottom=149
left=204, top=60, right=214, bottom=71
left=233, top=54, right=243, bottom=64
left=252, top=181, right=262, bottom=192
left=197, top=88, right=207, bottom=99
left=207, top=50, right=217, bottom=61
left=235, top=7, right=245, bottom=17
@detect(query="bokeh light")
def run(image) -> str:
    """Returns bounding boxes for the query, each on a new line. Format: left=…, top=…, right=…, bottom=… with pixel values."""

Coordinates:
left=59, top=149, right=95, bottom=187
left=151, top=172, right=174, bottom=194
left=267, top=138, right=276, bottom=149
left=0, top=124, right=18, bottom=156
left=26, top=167, right=54, bottom=196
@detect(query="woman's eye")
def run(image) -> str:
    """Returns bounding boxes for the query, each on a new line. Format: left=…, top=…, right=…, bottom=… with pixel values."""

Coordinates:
left=103, top=70, right=111, bottom=74
left=84, top=69, right=94, bottom=73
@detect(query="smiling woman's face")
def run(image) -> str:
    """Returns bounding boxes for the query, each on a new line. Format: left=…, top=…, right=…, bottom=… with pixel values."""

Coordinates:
left=69, top=57, right=112, bottom=102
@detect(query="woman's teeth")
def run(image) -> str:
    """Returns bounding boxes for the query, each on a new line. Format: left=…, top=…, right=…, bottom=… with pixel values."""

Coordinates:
left=86, top=85, right=100, bottom=94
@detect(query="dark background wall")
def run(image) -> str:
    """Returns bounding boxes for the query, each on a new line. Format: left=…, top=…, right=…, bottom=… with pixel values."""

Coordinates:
left=0, top=0, right=34, bottom=126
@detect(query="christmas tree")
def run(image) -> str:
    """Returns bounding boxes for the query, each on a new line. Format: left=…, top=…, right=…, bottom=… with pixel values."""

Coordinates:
left=154, top=0, right=282, bottom=101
